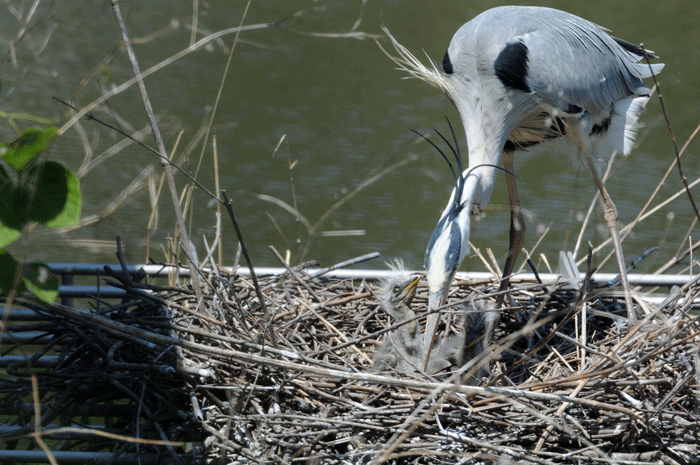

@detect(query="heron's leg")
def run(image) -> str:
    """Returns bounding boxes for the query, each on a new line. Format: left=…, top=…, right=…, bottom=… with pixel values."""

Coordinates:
left=496, top=151, right=525, bottom=308
left=478, top=151, right=523, bottom=364
left=585, top=161, right=635, bottom=320
left=566, top=118, right=636, bottom=321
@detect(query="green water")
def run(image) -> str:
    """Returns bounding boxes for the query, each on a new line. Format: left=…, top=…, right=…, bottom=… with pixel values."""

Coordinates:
left=2, top=0, right=699, bottom=276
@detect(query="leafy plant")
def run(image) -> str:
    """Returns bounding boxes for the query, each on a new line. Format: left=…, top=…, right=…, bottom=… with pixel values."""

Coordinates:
left=0, top=127, right=81, bottom=303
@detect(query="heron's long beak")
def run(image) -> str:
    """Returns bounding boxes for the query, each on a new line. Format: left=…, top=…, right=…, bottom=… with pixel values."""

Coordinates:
left=422, top=269, right=456, bottom=370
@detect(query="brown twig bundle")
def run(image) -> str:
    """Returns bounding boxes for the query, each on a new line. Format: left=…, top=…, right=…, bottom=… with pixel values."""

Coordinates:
left=166, top=265, right=700, bottom=464
left=4, top=261, right=700, bottom=464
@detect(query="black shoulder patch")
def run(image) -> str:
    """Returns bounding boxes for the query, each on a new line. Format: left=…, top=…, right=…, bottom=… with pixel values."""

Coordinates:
left=494, top=41, right=530, bottom=92
left=442, top=50, right=453, bottom=75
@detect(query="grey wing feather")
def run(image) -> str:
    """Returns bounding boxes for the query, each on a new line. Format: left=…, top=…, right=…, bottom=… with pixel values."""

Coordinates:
left=516, top=15, right=663, bottom=114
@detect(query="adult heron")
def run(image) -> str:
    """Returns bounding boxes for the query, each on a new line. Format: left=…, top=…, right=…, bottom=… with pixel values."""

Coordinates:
left=380, top=6, right=663, bottom=366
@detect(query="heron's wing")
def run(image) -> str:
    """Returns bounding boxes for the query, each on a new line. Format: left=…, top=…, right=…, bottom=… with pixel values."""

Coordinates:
left=513, top=19, right=663, bottom=115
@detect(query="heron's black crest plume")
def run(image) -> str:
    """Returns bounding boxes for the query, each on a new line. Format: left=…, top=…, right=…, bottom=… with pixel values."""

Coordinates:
left=411, top=128, right=457, bottom=183
left=412, top=117, right=467, bottom=212
left=414, top=120, right=519, bottom=212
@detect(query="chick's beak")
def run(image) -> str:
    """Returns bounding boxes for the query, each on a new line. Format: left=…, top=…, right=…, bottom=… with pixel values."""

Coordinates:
left=401, top=276, right=421, bottom=304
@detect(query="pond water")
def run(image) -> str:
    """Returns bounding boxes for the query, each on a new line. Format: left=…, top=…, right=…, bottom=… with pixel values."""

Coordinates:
left=2, top=0, right=699, bottom=276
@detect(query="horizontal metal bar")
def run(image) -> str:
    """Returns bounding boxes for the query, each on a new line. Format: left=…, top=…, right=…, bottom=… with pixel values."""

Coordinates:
left=5, top=266, right=694, bottom=316
left=0, top=308, right=101, bottom=320
left=0, top=331, right=57, bottom=345
left=0, top=355, right=59, bottom=368
left=0, top=450, right=160, bottom=464
left=1, top=404, right=142, bottom=418
left=0, top=425, right=112, bottom=436
left=44, top=263, right=697, bottom=288
left=0, top=308, right=50, bottom=321
left=57, top=285, right=126, bottom=298
left=47, top=263, right=143, bottom=276
left=136, top=264, right=694, bottom=288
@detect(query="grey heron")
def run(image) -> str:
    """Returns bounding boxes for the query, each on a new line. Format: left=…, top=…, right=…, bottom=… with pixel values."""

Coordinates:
left=372, top=260, right=423, bottom=374
left=380, top=6, right=664, bottom=367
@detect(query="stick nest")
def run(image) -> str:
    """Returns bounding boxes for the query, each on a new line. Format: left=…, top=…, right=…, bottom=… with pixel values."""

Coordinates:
left=7, top=263, right=700, bottom=464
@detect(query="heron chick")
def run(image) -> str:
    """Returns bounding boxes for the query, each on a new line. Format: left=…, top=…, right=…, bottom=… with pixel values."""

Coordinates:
left=372, top=261, right=423, bottom=374
left=430, top=300, right=499, bottom=383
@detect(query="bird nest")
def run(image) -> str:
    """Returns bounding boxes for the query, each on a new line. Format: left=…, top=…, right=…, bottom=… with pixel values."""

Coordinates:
left=9, top=261, right=700, bottom=464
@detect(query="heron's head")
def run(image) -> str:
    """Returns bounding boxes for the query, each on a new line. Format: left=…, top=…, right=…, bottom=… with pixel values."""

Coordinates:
left=425, top=203, right=470, bottom=313
left=378, top=259, right=420, bottom=319
left=414, top=122, right=474, bottom=314
left=387, top=276, right=420, bottom=310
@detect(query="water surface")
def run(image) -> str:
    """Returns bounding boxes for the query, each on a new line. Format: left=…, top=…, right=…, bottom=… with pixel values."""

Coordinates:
left=2, top=0, right=699, bottom=276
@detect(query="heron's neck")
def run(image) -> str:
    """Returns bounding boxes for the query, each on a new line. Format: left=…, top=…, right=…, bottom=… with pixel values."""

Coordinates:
left=394, top=304, right=419, bottom=337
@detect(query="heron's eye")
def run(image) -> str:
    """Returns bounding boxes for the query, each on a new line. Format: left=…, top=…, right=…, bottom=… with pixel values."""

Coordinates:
left=393, top=286, right=401, bottom=293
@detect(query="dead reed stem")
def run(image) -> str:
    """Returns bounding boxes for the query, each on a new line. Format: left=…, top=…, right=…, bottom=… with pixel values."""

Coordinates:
left=5, top=252, right=700, bottom=463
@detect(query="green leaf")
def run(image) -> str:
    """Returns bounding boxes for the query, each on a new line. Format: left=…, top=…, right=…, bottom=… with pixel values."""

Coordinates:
left=0, top=160, right=81, bottom=234
left=0, top=157, right=15, bottom=184
left=0, top=253, right=59, bottom=303
left=44, top=162, right=81, bottom=228
left=0, top=223, right=21, bottom=249
left=23, top=262, right=59, bottom=304
left=3, top=127, right=58, bottom=171
left=0, top=251, right=26, bottom=297
left=0, top=162, right=26, bottom=237
left=25, top=161, right=70, bottom=224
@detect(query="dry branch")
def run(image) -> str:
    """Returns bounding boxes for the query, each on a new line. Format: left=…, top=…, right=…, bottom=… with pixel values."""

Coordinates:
left=5, top=258, right=698, bottom=463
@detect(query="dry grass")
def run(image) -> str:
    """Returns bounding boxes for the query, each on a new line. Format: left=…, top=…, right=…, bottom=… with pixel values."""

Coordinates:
left=6, top=258, right=699, bottom=464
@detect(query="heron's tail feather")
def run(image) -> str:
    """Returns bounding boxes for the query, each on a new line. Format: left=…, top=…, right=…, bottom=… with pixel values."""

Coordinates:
left=635, top=62, right=665, bottom=80
left=622, top=96, right=648, bottom=156
left=588, top=95, right=647, bottom=173
left=613, top=95, right=648, bottom=156
left=377, top=25, right=453, bottom=98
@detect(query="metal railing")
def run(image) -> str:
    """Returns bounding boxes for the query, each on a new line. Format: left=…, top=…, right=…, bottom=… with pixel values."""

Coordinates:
left=0, top=263, right=197, bottom=465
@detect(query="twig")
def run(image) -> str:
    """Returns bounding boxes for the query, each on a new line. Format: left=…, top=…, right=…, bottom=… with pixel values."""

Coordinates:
left=573, top=152, right=616, bottom=259
left=110, top=0, right=202, bottom=300
left=643, top=45, right=700, bottom=224
left=31, top=374, right=58, bottom=465
left=309, top=252, right=380, bottom=278
left=594, top=247, right=658, bottom=288
left=221, top=190, right=278, bottom=349
left=57, top=21, right=276, bottom=136
left=578, top=169, right=700, bottom=269
left=269, top=245, right=321, bottom=303
left=191, top=0, right=251, bottom=183
left=212, top=136, right=223, bottom=268
left=298, top=155, right=416, bottom=261
left=52, top=97, right=219, bottom=202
